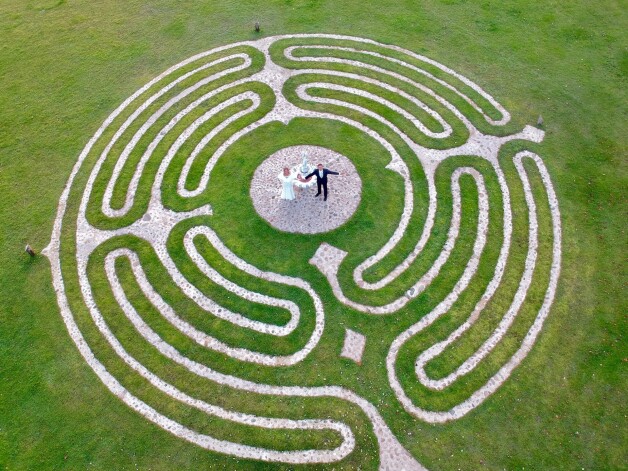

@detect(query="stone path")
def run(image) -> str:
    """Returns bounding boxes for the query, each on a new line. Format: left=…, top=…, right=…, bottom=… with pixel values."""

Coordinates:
left=44, top=34, right=561, bottom=470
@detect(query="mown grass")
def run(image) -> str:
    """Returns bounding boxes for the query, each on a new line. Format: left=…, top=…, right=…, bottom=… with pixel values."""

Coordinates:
left=0, top=1, right=626, bottom=470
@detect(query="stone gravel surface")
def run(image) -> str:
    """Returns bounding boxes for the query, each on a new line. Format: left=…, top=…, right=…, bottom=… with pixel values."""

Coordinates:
left=250, top=145, right=362, bottom=234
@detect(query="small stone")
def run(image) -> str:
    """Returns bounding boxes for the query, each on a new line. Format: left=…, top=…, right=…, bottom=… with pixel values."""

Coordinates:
left=537, top=114, right=544, bottom=127
left=25, top=244, right=36, bottom=256
left=340, top=328, right=367, bottom=364
left=254, top=21, right=260, bottom=32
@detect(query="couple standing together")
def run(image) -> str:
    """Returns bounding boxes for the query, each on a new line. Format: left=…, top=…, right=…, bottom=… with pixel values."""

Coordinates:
left=279, top=163, right=339, bottom=201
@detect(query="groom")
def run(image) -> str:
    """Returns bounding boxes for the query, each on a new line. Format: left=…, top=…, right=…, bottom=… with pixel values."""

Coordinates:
left=305, top=163, right=339, bottom=201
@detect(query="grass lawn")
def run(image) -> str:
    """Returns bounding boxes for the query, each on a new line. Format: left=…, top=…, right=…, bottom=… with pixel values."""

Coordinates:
left=0, top=1, right=626, bottom=470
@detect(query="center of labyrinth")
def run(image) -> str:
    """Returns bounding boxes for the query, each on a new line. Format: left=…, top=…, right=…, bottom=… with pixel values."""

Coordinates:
left=250, top=145, right=362, bottom=234
left=45, top=34, right=561, bottom=470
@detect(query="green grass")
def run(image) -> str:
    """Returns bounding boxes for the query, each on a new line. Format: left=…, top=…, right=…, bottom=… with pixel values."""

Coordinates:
left=0, top=1, right=626, bottom=470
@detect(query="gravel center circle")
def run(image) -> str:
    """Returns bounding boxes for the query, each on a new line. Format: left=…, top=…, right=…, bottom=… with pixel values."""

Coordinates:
left=250, top=145, right=362, bottom=234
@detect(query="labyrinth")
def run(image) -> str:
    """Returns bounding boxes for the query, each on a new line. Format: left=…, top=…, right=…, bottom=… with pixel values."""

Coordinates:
left=44, top=34, right=562, bottom=469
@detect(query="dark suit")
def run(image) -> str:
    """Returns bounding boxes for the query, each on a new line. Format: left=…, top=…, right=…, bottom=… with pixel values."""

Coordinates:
left=305, top=168, right=339, bottom=200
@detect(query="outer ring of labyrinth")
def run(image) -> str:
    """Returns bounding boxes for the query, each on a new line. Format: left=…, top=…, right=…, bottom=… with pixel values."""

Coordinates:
left=44, top=34, right=562, bottom=470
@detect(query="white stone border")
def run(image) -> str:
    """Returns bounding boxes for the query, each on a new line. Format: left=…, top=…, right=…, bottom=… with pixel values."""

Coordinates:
left=280, top=39, right=542, bottom=293
left=283, top=42, right=510, bottom=126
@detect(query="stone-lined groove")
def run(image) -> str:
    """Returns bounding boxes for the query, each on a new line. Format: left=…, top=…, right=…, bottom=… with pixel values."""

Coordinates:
left=310, top=167, right=489, bottom=315
left=108, top=249, right=303, bottom=364
left=293, top=73, right=454, bottom=138
left=274, top=39, right=510, bottom=127
left=386, top=152, right=561, bottom=422
left=86, top=49, right=265, bottom=222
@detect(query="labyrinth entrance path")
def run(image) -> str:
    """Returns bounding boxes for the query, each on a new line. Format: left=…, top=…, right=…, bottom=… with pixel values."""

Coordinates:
left=44, top=34, right=562, bottom=470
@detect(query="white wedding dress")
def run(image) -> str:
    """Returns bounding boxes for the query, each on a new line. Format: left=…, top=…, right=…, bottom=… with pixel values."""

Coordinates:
left=278, top=171, right=297, bottom=200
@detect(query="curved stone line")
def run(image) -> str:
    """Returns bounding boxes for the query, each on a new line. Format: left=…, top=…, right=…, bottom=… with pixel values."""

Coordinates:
left=302, top=81, right=451, bottom=140
left=83, top=35, right=486, bottom=466
left=387, top=152, right=561, bottom=423
left=261, top=37, right=466, bottom=292
left=108, top=249, right=303, bottom=365
left=148, top=81, right=266, bottom=205
left=45, top=36, right=425, bottom=469
left=72, top=209, right=417, bottom=464
left=49, top=255, right=353, bottom=464
left=150, top=231, right=300, bottom=337
left=184, top=229, right=300, bottom=336
left=266, top=33, right=510, bottom=126
left=81, top=64, right=416, bottom=336
left=176, top=90, right=265, bottom=197
left=48, top=223, right=356, bottom=466
left=77, top=91, right=290, bottom=337
left=380, top=156, right=515, bottom=388
left=293, top=80, right=431, bottom=292
left=90, top=33, right=515, bottom=298
left=65, top=51, right=254, bottom=244
left=113, top=87, right=263, bottom=209
left=100, top=36, right=450, bottom=299
left=276, top=39, right=541, bottom=294
left=185, top=226, right=326, bottom=365
left=290, top=71, right=453, bottom=138
left=48, top=242, right=359, bottom=467
left=280, top=38, right=510, bottom=126
left=102, top=247, right=422, bottom=467
left=100, top=53, right=255, bottom=218
left=78, top=233, right=423, bottom=469
left=350, top=127, right=543, bottom=291
left=415, top=158, right=536, bottom=390
left=310, top=168, right=488, bottom=314
left=159, top=61, right=420, bottom=284
left=386, top=156, right=514, bottom=386
left=353, top=172, right=437, bottom=291
left=285, top=46, right=475, bottom=132
left=101, top=249, right=357, bottom=463
left=286, top=48, right=502, bottom=294
left=172, top=91, right=261, bottom=199
left=102, top=79, right=260, bottom=218
left=166, top=71, right=408, bottom=207
left=88, top=55, right=413, bottom=327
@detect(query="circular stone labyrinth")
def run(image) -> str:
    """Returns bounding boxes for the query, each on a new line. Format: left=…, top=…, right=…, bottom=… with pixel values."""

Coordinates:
left=44, top=35, right=562, bottom=470
left=250, top=145, right=362, bottom=233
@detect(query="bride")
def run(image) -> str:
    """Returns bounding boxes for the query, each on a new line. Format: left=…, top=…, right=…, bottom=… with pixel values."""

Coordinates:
left=278, top=167, right=297, bottom=200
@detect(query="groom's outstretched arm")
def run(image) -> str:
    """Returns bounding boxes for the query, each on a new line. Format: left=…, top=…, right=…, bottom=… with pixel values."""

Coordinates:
left=305, top=171, right=316, bottom=179
left=327, top=170, right=339, bottom=176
